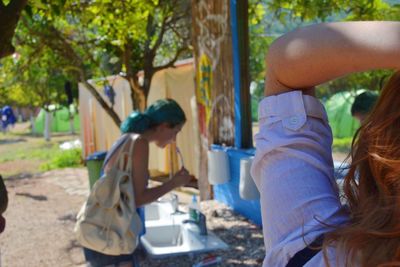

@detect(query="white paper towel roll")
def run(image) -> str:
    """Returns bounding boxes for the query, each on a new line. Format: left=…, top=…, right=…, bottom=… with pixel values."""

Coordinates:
left=207, top=150, right=230, bottom=185
left=239, top=157, right=260, bottom=200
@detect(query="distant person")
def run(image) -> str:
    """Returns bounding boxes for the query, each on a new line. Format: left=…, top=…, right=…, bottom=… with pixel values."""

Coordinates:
left=80, top=99, right=195, bottom=267
left=351, top=91, right=379, bottom=123
left=251, top=21, right=400, bottom=266
left=1, top=106, right=17, bottom=132
left=0, top=175, right=8, bottom=234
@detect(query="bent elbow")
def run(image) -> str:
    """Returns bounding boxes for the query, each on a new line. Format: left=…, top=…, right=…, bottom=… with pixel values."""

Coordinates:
left=267, top=31, right=311, bottom=70
left=134, top=193, right=147, bottom=208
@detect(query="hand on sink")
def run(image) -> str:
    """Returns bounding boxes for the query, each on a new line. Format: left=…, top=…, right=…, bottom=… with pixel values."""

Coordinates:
left=183, top=176, right=198, bottom=189
left=172, top=168, right=195, bottom=188
left=175, top=168, right=198, bottom=189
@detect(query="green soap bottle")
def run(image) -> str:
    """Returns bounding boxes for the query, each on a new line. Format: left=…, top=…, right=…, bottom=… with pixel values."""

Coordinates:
left=188, top=195, right=199, bottom=221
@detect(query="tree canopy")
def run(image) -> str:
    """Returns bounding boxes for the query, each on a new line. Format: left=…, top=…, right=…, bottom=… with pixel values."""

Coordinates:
left=2, top=0, right=400, bottom=125
left=0, top=0, right=192, bottom=127
left=248, top=0, right=400, bottom=102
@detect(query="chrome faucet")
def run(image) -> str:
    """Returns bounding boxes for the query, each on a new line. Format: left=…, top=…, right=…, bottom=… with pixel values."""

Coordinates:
left=170, top=193, right=179, bottom=213
left=182, top=212, right=208, bottom=236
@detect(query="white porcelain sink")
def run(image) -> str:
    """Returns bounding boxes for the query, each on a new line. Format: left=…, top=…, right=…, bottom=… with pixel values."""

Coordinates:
left=145, top=202, right=174, bottom=222
left=140, top=223, right=228, bottom=258
left=144, top=225, right=186, bottom=247
left=141, top=201, right=228, bottom=258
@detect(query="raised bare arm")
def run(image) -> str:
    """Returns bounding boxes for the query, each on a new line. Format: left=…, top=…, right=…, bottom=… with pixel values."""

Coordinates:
left=265, top=21, right=400, bottom=96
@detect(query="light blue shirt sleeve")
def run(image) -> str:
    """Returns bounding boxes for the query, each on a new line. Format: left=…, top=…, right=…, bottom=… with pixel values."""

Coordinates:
left=251, top=91, right=349, bottom=267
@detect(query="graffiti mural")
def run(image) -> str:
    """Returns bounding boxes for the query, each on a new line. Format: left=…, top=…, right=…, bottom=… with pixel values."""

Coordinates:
left=196, top=0, right=228, bottom=71
left=196, top=53, right=213, bottom=137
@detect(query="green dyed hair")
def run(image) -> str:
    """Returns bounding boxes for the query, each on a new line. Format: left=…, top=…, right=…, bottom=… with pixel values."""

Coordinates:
left=351, top=91, right=379, bottom=116
left=120, top=99, right=186, bottom=134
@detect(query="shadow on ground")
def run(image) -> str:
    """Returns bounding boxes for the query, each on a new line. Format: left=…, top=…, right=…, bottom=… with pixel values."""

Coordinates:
left=0, top=138, right=26, bottom=145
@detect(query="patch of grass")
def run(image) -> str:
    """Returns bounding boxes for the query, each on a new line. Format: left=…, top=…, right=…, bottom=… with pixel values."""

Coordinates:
left=0, top=138, right=62, bottom=163
left=40, top=148, right=83, bottom=171
left=332, top=137, right=353, bottom=153
left=0, top=124, right=83, bottom=177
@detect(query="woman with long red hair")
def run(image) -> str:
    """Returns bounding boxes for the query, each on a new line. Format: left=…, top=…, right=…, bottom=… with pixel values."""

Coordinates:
left=251, top=21, right=400, bottom=266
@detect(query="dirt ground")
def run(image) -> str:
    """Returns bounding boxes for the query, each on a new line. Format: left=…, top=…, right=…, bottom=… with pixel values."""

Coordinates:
left=0, top=167, right=266, bottom=267
left=1, top=168, right=89, bottom=267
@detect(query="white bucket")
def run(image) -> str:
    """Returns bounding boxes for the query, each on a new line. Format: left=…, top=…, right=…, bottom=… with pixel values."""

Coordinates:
left=207, top=150, right=230, bottom=185
left=239, top=157, right=260, bottom=200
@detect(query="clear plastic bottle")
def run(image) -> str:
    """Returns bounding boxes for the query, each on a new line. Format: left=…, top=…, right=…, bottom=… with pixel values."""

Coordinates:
left=188, top=195, right=200, bottom=221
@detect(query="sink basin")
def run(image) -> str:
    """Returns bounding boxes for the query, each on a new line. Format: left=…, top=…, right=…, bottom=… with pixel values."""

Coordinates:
left=142, top=200, right=228, bottom=258
left=145, top=202, right=173, bottom=221
left=142, top=224, right=191, bottom=248
left=140, top=223, right=228, bottom=258
left=144, top=201, right=181, bottom=227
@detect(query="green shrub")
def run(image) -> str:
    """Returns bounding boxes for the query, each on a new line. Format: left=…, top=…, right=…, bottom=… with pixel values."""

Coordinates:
left=40, top=148, right=83, bottom=171
left=332, top=137, right=353, bottom=153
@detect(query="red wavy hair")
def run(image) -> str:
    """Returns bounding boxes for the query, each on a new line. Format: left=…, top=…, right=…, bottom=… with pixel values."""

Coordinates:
left=324, top=71, right=400, bottom=267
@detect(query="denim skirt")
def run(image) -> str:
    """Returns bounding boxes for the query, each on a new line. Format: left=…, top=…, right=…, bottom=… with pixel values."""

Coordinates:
left=83, top=247, right=140, bottom=267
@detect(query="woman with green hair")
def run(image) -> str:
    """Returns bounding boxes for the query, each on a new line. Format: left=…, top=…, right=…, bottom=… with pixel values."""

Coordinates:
left=83, top=98, right=194, bottom=267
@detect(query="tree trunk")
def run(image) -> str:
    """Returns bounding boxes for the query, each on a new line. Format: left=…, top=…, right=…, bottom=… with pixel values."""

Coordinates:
left=127, top=77, right=146, bottom=111
left=44, top=110, right=51, bottom=141
left=82, top=81, right=122, bottom=127
left=142, top=65, right=154, bottom=102
left=0, top=0, right=28, bottom=59
left=69, top=110, right=75, bottom=135
left=69, top=119, right=75, bottom=134
left=122, top=44, right=146, bottom=112
left=30, top=112, right=36, bottom=135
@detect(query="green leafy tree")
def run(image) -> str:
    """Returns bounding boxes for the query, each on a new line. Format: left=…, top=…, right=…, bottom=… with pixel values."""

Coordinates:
left=7, top=0, right=192, bottom=127
left=265, top=0, right=398, bottom=22
left=75, top=0, right=192, bottom=110
left=248, top=0, right=400, bottom=101
left=0, top=18, right=76, bottom=111
left=0, top=46, right=75, bottom=139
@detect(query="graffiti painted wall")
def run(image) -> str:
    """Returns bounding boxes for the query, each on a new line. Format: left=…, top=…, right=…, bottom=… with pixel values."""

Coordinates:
left=192, top=0, right=235, bottom=199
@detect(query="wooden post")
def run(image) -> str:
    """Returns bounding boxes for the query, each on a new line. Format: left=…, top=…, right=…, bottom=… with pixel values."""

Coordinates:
left=191, top=0, right=236, bottom=200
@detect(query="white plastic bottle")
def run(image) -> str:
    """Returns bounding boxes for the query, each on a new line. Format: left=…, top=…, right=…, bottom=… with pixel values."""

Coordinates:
left=188, top=195, right=200, bottom=221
